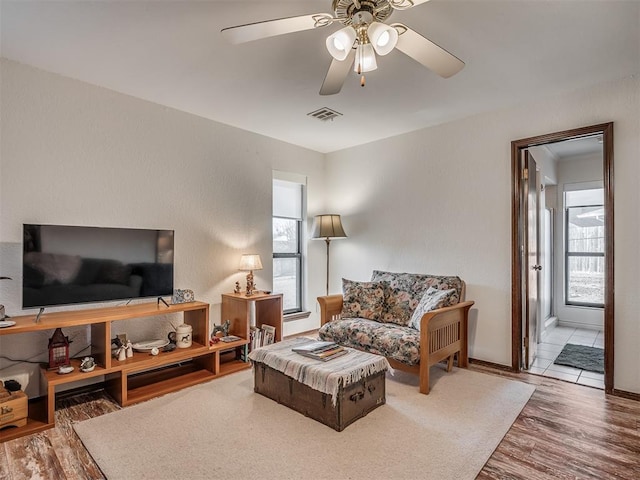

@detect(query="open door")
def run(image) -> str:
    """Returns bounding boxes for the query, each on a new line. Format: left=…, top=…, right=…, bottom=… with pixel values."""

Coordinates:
left=511, top=122, right=614, bottom=393
left=521, top=150, right=540, bottom=369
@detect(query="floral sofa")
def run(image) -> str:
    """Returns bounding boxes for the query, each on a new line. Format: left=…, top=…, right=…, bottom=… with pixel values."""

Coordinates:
left=317, top=270, right=474, bottom=394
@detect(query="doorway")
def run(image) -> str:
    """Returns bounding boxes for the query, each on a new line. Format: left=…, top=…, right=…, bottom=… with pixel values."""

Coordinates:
left=511, top=123, right=614, bottom=393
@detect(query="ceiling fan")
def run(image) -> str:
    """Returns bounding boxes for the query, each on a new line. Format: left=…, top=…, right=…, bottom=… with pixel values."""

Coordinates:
left=221, top=0, right=465, bottom=95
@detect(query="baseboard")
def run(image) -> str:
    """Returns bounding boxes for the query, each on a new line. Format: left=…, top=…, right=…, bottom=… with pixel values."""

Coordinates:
left=556, top=320, right=603, bottom=331
left=611, top=389, right=640, bottom=402
left=468, top=358, right=515, bottom=372
left=284, top=329, right=318, bottom=339
left=544, top=316, right=558, bottom=330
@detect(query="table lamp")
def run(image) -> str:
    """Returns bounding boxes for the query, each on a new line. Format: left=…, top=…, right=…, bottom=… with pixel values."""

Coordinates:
left=239, top=254, right=263, bottom=296
left=311, top=214, right=347, bottom=296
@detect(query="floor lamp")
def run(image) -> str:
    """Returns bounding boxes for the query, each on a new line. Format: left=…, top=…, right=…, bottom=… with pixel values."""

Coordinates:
left=312, top=214, right=347, bottom=296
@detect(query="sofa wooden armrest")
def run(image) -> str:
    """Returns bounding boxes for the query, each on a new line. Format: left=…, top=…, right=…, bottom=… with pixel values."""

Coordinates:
left=317, top=294, right=344, bottom=326
left=317, top=295, right=474, bottom=394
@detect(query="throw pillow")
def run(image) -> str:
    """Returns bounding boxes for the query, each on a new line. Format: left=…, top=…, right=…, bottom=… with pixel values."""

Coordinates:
left=409, top=287, right=458, bottom=331
left=371, top=271, right=463, bottom=324
left=340, top=278, right=386, bottom=321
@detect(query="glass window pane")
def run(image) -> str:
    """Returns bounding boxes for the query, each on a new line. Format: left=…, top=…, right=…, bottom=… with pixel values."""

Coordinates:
left=567, top=206, right=605, bottom=253
left=567, top=256, right=604, bottom=305
left=273, top=257, right=300, bottom=311
left=273, top=180, right=302, bottom=219
left=273, top=218, right=298, bottom=254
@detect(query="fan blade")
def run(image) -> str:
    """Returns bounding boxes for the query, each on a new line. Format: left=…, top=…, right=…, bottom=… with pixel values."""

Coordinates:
left=389, top=0, right=431, bottom=10
left=392, top=23, right=464, bottom=78
left=221, top=13, right=334, bottom=44
left=319, top=48, right=356, bottom=95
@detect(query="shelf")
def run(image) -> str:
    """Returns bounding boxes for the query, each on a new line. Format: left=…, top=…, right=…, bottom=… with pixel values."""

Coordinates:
left=0, top=396, right=50, bottom=443
left=115, top=343, right=210, bottom=373
left=125, top=368, right=216, bottom=406
left=1, top=300, right=213, bottom=442
left=209, top=338, right=249, bottom=351
left=0, top=301, right=209, bottom=335
left=0, top=417, right=52, bottom=443
left=43, top=358, right=109, bottom=386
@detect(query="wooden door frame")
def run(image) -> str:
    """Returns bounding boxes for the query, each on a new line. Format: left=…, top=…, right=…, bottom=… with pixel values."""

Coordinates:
left=511, top=122, right=614, bottom=393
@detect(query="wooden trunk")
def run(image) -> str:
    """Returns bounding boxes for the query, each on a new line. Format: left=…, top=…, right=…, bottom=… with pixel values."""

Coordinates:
left=0, top=391, right=28, bottom=429
left=253, top=362, right=385, bottom=432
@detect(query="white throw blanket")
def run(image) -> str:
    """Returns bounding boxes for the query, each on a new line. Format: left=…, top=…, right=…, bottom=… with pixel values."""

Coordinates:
left=248, top=337, right=392, bottom=405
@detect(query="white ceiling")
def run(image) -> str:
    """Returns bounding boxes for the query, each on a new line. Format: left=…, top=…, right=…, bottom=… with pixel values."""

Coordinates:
left=1, top=0, right=638, bottom=153
left=544, top=135, right=603, bottom=160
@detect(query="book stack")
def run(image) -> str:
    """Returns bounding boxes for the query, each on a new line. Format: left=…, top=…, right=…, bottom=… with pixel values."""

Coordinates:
left=250, top=324, right=277, bottom=350
left=292, top=341, right=348, bottom=362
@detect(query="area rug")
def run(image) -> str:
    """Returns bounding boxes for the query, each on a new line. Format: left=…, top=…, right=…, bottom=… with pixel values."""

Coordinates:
left=74, top=367, right=535, bottom=480
left=554, top=343, right=604, bottom=373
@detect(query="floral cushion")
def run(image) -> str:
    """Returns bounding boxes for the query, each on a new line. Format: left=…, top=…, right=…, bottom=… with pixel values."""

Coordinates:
left=408, top=287, right=458, bottom=331
left=370, top=271, right=463, bottom=326
left=340, top=278, right=386, bottom=321
left=318, top=318, right=421, bottom=366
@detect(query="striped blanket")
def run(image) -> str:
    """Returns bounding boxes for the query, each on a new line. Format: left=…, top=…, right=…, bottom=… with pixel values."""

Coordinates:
left=248, top=337, right=392, bottom=405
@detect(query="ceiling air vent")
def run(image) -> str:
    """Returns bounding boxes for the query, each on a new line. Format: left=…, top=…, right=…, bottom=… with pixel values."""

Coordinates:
left=307, top=107, right=343, bottom=122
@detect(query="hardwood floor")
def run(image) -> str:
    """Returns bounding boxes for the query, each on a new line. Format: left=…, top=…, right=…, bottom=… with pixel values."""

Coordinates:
left=1, top=365, right=638, bottom=479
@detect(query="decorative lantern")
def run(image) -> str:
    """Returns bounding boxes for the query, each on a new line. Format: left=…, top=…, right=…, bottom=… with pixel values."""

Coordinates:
left=48, top=328, right=70, bottom=370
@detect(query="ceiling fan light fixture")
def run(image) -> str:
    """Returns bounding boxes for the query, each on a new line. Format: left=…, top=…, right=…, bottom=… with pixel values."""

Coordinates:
left=367, top=22, right=398, bottom=56
left=326, top=26, right=356, bottom=61
left=354, top=42, right=377, bottom=73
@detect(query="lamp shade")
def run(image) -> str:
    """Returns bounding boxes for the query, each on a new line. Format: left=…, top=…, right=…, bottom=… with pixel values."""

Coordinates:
left=239, top=254, right=263, bottom=271
left=367, top=22, right=398, bottom=56
left=312, top=214, right=348, bottom=239
left=326, top=26, right=357, bottom=61
left=354, top=43, right=377, bottom=73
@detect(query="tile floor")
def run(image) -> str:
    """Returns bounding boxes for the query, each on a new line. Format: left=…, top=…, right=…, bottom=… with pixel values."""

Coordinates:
left=528, top=325, right=605, bottom=389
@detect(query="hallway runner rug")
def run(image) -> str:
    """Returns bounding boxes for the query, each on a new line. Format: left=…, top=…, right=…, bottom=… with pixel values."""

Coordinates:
left=554, top=343, right=604, bottom=373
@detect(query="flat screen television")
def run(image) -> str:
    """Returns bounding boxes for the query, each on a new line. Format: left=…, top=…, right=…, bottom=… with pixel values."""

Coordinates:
left=22, top=224, right=174, bottom=308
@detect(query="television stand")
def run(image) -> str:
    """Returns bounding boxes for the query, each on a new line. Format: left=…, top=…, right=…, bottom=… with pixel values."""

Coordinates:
left=34, top=307, right=45, bottom=323
left=0, top=300, right=250, bottom=443
left=157, top=297, right=170, bottom=308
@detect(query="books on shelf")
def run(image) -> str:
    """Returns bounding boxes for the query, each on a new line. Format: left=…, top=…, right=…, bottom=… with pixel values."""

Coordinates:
left=250, top=324, right=277, bottom=350
left=261, top=325, right=276, bottom=347
left=292, top=341, right=348, bottom=362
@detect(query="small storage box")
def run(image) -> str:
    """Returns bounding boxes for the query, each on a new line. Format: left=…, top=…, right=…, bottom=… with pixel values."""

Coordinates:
left=0, top=391, right=28, bottom=429
left=253, top=362, right=385, bottom=431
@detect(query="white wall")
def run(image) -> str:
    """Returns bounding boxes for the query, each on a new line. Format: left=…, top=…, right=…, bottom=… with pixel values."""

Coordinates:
left=530, top=145, right=558, bottom=185
left=2, top=59, right=638, bottom=396
left=554, top=153, right=605, bottom=330
left=0, top=60, right=326, bottom=396
left=325, top=76, right=640, bottom=394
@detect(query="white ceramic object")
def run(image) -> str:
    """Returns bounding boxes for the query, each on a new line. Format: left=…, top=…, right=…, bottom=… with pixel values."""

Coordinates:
left=131, top=339, right=169, bottom=351
left=57, top=365, right=74, bottom=375
left=175, top=324, right=192, bottom=349
left=0, top=320, right=16, bottom=328
left=80, top=357, right=96, bottom=372
left=150, top=347, right=159, bottom=356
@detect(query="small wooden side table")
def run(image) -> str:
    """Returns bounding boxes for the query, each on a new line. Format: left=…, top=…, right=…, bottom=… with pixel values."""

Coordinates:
left=220, top=292, right=283, bottom=344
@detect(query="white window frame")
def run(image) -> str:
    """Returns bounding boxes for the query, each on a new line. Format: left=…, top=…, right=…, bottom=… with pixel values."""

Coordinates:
left=272, top=172, right=307, bottom=315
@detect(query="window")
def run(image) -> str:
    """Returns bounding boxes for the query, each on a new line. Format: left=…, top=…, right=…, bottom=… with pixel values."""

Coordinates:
left=273, top=177, right=305, bottom=314
left=565, top=188, right=604, bottom=307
